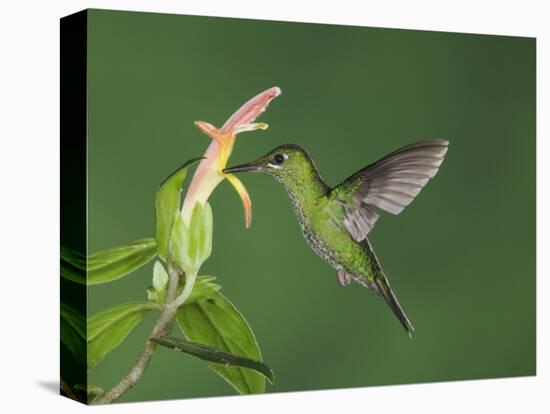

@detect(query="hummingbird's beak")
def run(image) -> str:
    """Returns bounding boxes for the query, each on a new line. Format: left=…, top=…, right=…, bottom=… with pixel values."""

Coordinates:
left=223, top=161, right=261, bottom=174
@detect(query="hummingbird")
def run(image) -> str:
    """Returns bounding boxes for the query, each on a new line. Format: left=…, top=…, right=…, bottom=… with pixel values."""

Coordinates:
left=224, top=139, right=449, bottom=336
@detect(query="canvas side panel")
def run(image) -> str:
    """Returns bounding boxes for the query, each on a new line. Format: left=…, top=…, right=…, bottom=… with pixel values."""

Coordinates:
left=60, top=9, right=88, bottom=404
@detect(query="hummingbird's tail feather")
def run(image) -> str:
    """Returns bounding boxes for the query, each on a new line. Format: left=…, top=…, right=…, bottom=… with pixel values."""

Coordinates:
left=358, top=239, right=415, bottom=337
left=374, top=275, right=415, bottom=338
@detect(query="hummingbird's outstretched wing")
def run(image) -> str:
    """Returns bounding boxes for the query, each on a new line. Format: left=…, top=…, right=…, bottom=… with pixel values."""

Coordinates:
left=329, top=139, right=449, bottom=242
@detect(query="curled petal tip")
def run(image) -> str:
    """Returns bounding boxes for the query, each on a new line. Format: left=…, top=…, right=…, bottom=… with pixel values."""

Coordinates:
left=271, top=86, right=282, bottom=97
left=221, top=87, right=283, bottom=133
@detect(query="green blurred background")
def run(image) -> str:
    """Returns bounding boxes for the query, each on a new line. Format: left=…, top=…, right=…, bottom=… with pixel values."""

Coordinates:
left=86, top=9, right=535, bottom=403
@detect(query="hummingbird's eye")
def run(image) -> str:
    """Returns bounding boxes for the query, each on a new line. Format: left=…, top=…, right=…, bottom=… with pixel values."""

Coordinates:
left=273, top=154, right=285, bottom=165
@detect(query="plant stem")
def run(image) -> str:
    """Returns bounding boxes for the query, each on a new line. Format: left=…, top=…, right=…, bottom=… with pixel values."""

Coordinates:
left=94, top=264, right=181, bottom=404
left=175, top=271, right=197, bottom=307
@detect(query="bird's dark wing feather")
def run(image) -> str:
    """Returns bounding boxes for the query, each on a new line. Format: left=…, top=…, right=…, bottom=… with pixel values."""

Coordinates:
left=329, top=139, right=449, bottom=242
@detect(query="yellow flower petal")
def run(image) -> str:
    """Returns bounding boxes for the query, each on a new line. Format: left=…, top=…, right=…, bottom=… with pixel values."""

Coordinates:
left=225, top=173, right=252, bottom=228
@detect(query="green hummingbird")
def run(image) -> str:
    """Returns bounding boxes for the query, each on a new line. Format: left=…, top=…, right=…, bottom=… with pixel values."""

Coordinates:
left=224, top=139, right=449, bottom=336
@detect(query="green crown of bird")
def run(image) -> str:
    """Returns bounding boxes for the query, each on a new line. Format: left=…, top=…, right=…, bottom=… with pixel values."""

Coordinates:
left=224, top=139, right=449, bottom=337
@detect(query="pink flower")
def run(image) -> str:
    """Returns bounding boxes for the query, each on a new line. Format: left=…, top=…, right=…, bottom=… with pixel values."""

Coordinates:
left=181, top=87, right=282, bottom=227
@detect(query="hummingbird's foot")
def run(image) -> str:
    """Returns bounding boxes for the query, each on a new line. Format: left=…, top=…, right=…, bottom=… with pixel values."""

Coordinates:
left=337, top=270, right=352, bottom=287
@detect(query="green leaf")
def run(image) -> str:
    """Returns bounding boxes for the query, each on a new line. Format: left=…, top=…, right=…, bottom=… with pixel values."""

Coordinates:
left=176, top=291, right=268, bottom=394
left=61, top=246, right=87, bottom=269
left=156, top=157, right=203, bottom=261
left=87, top=238, right=157, bottom=285
left=152, top=336, right=273, bottom=383
left=185, top=275, right=221, bottom=304
left=61, top=303, right=86, bottom=338
left=188, top=202, right=213, bottom=266
left=61, top=247, right=86, bottom=285
left=61, top=240, right=157, bottom=285
left=170, top=202, right=213, bottom=274
left=60, top=259, right=86, bottom=285
left=60, top=304, right=86, bottom=365
left=169, top=214, right=191, bottom=271
left=148, top=261, right=169, bottom=304
left=153, top=261, right=169, bottom=292
left=87, top=302, right=159, bottom=368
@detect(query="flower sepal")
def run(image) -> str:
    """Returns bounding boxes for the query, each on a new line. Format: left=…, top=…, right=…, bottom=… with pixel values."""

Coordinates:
left=170, top=201, right=213, bottom=276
